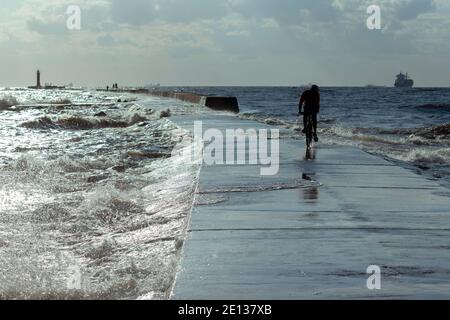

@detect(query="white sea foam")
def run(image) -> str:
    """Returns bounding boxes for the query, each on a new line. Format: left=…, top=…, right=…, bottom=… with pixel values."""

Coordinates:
left=237, top=108, right=450, bottom=181
left=0, top=89, right=202, bottom=299
left=393, top=148, right=450, bottom=165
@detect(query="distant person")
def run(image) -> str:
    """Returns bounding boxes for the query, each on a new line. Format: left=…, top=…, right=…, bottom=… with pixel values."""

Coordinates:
left=298, top=85, right=320, bottom=142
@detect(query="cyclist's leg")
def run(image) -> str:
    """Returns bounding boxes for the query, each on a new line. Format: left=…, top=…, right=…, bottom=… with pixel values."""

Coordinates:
left=312, top=114, right=317, bottom=134
left=313, top=114, right=319, bottom=141
left=302, top=113, right=307, bottom=133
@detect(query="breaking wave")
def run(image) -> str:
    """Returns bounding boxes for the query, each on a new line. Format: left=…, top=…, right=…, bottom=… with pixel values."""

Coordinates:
left=20, top=114, right=150, bottom=130
left=238, top=112, right=294, bottom=128
left=0, top=89, right=201, bottom=300
left=238, top=112, right=336, bottom=130
left=392, top=148, right=450, bottom=166
left=236, top=110, right=450, bottom=176
left=413, top=123, right=450, bottom=140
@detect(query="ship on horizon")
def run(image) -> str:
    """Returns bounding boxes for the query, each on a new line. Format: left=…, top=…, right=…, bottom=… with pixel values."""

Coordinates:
left=395, top=72, right=414, bottom=88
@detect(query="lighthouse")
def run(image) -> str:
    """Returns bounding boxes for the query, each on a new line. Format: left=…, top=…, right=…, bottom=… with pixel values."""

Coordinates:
left=36, top=70, right=41, bottom=88
left=28, top=69, right=64, bottom=89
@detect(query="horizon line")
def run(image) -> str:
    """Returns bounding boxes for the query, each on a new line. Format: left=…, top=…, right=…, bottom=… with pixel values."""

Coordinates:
left=2, top=84, right=450, bottom=89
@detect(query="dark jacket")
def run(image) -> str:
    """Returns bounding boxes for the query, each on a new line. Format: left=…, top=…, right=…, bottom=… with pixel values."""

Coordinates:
left=299, top=90, right=320, bottom=114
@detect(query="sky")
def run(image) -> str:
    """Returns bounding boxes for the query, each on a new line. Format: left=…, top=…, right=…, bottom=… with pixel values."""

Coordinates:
left=1, top=0, right=450, bottom=87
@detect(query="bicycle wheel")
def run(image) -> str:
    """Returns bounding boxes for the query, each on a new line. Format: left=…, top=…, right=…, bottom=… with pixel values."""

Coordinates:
left=305, top=115, right=313, bottom=149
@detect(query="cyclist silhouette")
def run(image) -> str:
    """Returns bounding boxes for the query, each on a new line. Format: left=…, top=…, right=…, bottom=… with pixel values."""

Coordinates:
left=298, top=85, right=320, bottom=142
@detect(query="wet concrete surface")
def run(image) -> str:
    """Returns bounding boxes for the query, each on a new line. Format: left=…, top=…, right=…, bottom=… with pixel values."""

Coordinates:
left=170, top=113, right=450, bottom=299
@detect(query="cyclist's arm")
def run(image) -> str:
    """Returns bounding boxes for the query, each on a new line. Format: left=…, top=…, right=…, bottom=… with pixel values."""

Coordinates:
left=299, top=94, right=305, bottom=114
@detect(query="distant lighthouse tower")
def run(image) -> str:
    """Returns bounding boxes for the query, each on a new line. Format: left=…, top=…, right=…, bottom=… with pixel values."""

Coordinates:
left=36, top=70, right=41, bottom=88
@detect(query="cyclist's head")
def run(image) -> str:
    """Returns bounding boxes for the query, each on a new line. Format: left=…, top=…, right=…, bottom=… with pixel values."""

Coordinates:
left=311, top=85, right=320, bottom=93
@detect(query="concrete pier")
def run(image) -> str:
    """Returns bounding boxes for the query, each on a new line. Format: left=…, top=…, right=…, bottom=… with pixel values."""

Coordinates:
left=95, top=88, right=240, bottom=113
left=170, top=112, right=450, bottom=300
left=151, top=91, right=240, bottom=113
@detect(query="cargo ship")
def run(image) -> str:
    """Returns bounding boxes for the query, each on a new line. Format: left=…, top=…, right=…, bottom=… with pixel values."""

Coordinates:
left=395, top=72, right=414, bottom=88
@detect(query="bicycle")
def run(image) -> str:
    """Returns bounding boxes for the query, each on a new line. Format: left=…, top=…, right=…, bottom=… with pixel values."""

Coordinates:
left=299, top=112, right=314, bottom=150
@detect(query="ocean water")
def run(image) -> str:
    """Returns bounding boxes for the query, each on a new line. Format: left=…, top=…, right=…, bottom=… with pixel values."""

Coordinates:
left=1, top=86, right=450, bottom=299
left=170, top=86, right=450, bottom=188
left=0, top=88, right=203, bottom=299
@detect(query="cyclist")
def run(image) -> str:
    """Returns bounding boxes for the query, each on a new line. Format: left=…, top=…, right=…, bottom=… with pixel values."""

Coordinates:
left=298, top=85, right=320, bottom=142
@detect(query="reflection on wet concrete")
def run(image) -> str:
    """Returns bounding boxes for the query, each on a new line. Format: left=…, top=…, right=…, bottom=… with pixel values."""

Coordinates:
left=302, top=187, right=320, bottom=202
left=302, top=147, right=319, bottom=202
left=304, top=147, right=317, bottom=160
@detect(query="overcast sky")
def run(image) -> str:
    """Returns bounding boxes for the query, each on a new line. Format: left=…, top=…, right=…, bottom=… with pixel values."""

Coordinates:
left=1, top=0, right=450, bottom=87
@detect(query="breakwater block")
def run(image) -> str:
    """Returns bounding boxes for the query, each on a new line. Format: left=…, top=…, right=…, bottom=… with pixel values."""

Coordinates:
left=204, top=97, right=239, bottom=113
left=150, top=91, right=239, bottom=113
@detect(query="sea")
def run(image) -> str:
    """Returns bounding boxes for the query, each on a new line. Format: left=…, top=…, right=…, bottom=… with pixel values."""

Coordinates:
left=0, top=86, right=449, bottom=299
left=183, top=86, right=450, bottom=187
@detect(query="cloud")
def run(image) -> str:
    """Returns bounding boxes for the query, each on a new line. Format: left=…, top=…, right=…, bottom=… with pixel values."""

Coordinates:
left=97, top=34, right=114, bottom=46
left=229, top=0, right=341, bottom=25
left=109, top=0, right=228, bottom=25
left=1, top=0, right=450, bottom=86
left=157, top=0, right=229, bottom=23
left=395, top=0, right=436, bottom=20
left=27, top=18, right=68, bottom=36
left=110, top=0, right=156, bottom=26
